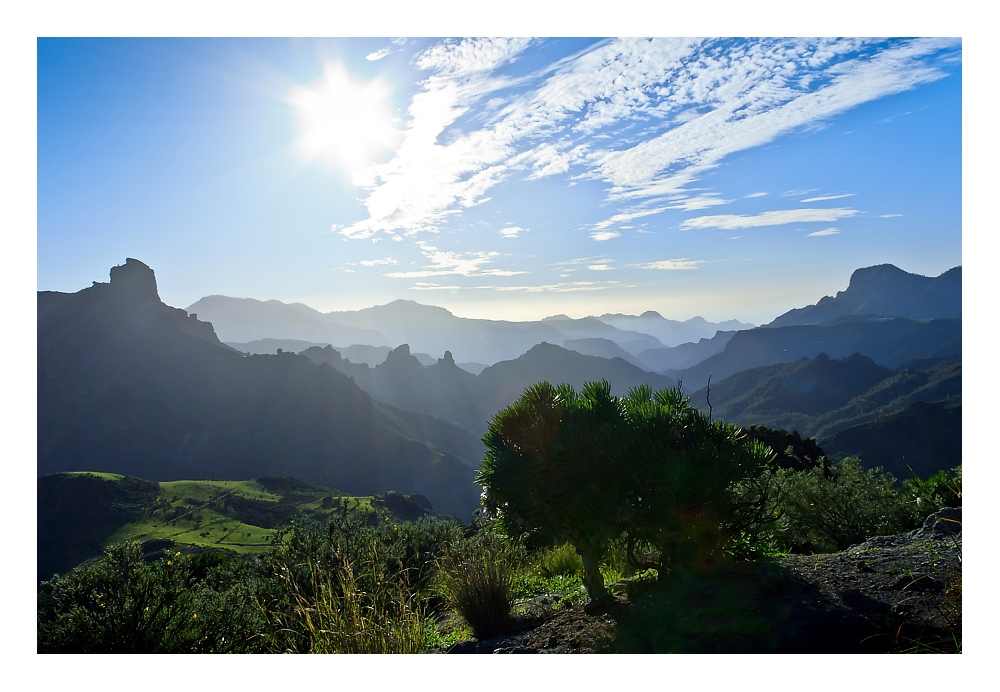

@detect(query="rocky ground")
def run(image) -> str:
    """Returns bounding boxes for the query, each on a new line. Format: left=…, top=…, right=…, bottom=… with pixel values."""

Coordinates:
left=444, top=508, right=962, bottom=654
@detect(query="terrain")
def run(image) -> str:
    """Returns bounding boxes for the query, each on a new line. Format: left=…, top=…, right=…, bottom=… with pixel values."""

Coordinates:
left=37, top=259, right=482, bottom=518
left=446, top=509, right=962, bottom=654
left=38, top=471, right=439, bottom=583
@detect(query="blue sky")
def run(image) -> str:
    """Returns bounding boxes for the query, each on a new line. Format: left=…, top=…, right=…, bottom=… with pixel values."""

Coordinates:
left=36, top=36, right=962, bottom=325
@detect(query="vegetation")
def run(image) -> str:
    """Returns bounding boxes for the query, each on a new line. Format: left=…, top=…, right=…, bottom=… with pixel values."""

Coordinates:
left=478, top=381, right=782, bottom=601
left=435, top=531, right=521, bottom=639
left=37, top=382, right=962, bottom=654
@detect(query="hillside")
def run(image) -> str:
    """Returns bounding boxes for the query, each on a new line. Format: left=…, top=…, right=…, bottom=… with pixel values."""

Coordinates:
left=822, top=399, right=962, bottom=480
left=38, top=471, right=440, bottom=582
left=670, top=317, right=961, bottom=387
left=477, top=342, right=678, bottom=413
left=38, top=259, right=482, bottom=519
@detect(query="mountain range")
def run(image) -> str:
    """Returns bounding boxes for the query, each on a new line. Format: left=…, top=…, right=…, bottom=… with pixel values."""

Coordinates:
left=38, top=259, right=962, bottom=527
left=187, top=296, right=748, bottom=367
left=38, top=259, right=482, bottom=518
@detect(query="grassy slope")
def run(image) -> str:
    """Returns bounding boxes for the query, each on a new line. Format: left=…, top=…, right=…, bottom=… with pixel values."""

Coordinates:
left=38, top=472, right=426, bottom=582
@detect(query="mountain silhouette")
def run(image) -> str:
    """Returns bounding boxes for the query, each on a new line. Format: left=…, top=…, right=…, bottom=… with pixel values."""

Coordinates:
left=669, top=317, right=961, bottom=387
left=38, top=259, right=482, bottom=518
left=765, top=265, right=961, bottom=328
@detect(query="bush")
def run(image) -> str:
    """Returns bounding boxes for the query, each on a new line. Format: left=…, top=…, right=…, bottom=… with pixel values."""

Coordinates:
left=770, top=457, right=917, bottom=553
left=536, top=541, right=583, bottom=578
left=435, top=532, right=521, bottom=640
left=37, top=542, right=269, bottom=653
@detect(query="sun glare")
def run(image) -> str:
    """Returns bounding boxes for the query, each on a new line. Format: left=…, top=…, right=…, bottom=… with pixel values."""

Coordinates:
left=289, top=62, right=400, bottom=176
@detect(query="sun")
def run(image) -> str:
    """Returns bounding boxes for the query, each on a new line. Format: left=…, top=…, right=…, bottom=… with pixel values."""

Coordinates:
left=289, top=62, right=400, bottom=176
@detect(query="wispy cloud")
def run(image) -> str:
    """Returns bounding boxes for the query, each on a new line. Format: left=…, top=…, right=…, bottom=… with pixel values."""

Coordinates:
left=384, top=242, right=524, bottom=278
left=636, top=258, right=704, bottom=270
left=587, top=263, right=614, bottom=271
left=681, top=207, right=860, bottom=230
left=333, top=37, right=958, bottom=263
left=807, top=228, right=840, bottom=236
left=359, top=257, right=398, bottom=266
left=499, top=226, right=527, bottom=238
left=879, top=213, right=903, bottom=218
left=800, top=193, right=854, bottom=203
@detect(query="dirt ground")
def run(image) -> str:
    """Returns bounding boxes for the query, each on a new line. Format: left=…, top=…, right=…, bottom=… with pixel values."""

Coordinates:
left=444, top=512, right=962, bottom=654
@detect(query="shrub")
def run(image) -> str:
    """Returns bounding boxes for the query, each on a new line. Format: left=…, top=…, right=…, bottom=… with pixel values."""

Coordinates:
left=435, top=532, right=521, bottom=640
left=536, top=541, right=583, bottom=578
left=37, top=542, right=268, bottom=653
left=770, top=457, right=916, bottom=553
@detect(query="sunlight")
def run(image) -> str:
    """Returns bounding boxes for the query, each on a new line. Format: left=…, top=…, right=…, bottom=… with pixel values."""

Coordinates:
left=288, top=62, right=400, bottom=176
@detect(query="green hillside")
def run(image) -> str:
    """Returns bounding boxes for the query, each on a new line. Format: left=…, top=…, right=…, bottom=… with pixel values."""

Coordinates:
left=38, top=472, right=437, bottom=582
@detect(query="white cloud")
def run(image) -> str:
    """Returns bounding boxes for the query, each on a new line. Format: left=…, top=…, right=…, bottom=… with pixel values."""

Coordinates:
left=681, top=207, right=860, bottom=230
left=359, top=257, right=398, bottom=266
left=636, top=258, right=704, bottom=270
left=666, top=195, right=732, bottom=212
left=800, top=193, right=855, bottom=202
left=383, top=243, right=525, bottom=279
left=366, top=47, right=392, bottom=61
left=587, top=264, right=613, bottom=271
left=333, top=37, right=958, bottom=271
left=591, top=230, right=621, bottom=241
left=807, top=228, right=840, bottom=236
left=879, top=213, right=904, bottom=218
left=499, top=226, right=526, bottom=238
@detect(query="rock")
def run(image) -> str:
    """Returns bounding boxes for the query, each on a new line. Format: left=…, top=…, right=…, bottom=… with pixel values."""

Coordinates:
left=109, top=257, right=160, bottom=303
left=912, top=506, right=962, bottom=538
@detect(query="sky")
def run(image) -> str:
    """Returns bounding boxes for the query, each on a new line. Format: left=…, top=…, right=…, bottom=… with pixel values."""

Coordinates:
left=35, top=36, right=962, bottom=325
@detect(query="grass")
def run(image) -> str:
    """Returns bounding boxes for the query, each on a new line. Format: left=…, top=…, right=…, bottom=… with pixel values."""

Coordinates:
left=263, top=555, right=435, bottom=653
left=44, top=472, right=430, bottom=577
left=436, top=533, right=520, bottom=640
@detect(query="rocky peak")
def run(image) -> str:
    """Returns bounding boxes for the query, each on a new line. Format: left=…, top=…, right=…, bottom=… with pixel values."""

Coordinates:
left=439, top=350, right=455, bottom=366
left=109, top=258, right=160, bottom=303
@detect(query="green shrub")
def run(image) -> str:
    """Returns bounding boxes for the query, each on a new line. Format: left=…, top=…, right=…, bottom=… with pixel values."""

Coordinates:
left=902, top=465, right=961, bottom=514
left=770, top=457, right=916, bottom=553
left=435, top=532, right=521, bottom=640
left=536, top=541, right=583, bottom=578
left=37, top=542, right=268, bottom=653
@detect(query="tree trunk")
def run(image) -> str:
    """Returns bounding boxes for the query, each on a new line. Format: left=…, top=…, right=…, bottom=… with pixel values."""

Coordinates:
left=576, top=544, right=607, bottom=602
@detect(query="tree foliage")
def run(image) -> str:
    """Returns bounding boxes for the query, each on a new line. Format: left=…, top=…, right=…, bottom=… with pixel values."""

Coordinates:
left=477, top=381, right=779, bottom=600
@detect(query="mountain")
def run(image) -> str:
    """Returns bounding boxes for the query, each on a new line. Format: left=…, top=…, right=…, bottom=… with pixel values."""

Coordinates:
left=636, top=331, right=738, bottom=373
left=822, top=399, right=962, bottom=481
left=669, top=317, right=961, bottom=388
left=477, top=342, right=679, bottom=413
left=561, top=337, right=648, bottom=369
left=229, top=339, right=436, bottom=366
left=188, top=296, right=683, bottom=367
left=596, top=311, right=755, bottom=348
left=692, top=353, right=894, bottom=427
left=765, top=265, right=961, bottom=328
left=186, top=295, right=389, bottom=346
left=38, top=259, right=482, bottom=518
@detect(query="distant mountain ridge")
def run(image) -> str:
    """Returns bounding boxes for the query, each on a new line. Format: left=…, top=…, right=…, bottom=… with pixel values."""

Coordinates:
left=765, top=264, right=961, bottom=328
left=187, top=296, right=749, bottom=368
